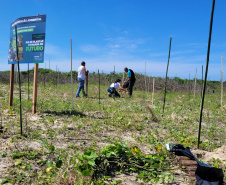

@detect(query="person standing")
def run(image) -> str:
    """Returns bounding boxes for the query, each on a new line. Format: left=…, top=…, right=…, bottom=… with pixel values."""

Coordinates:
left=76, top=61, right=88, bottom=97
left=124, top=67, right=136, bottom=97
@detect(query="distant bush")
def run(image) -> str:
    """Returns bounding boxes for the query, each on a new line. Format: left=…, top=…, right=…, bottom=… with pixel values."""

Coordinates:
left=0, top=70, right=224, bottom=94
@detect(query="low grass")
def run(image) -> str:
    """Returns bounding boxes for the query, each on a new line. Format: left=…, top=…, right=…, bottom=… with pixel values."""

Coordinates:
left=0, top=82, right=225, bottom=184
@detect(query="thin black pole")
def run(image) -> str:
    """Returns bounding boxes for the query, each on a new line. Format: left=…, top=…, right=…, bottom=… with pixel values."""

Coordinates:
left=98, top=69, right=100, bottom=104
left=189, top=73, right=191, bottom=109
left=28, top=64, right=29, bottom=101
left=113, top=82, right=115, bottom=100
left=201, top=65, right=203, bottom=97
left=15, top=25, right=23, bottom=135
left=163, top=37, right=172, bottom=114
left=198, top=0, right=215, bottom=148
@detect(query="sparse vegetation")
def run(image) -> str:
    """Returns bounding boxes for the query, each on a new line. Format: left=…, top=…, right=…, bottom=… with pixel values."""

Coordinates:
left=0, top=71, right=225, bottom=184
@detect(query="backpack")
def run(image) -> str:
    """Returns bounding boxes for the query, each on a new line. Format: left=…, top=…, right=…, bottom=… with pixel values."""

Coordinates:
left=166, top=144, right=225, bottom=185
left=129, top=69, right=136, bottom=83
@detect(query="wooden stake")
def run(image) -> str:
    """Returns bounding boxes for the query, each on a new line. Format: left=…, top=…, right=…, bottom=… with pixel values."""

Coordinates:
left=58, top=67, right=60, bottom=84
left=194, top=68, right=197, bottom=98
left=201, top=65, right=203, bottom=97
left=32, top=63, right=38, bottom=114
left=44, top=62, right=46, bottom=88
left=98, top=69, right=100, bottom=104
left=122, top=72, right=124, bottom=84
left=152, top=78, right=155, bottom=106
left=221, top=55, right=223, bottom=108
left=56, top=65, right=57, bottom=87
left=70, top=38, right=73, bottom=109
left=145, top=62, right=147, bottom=98
left=9, top=64, right=15, bottom=106
left=86, top=73, right=88, bottom=96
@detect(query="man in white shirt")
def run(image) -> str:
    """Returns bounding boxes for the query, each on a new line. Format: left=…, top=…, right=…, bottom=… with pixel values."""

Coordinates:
left=76, top=61, right=88, bottom=97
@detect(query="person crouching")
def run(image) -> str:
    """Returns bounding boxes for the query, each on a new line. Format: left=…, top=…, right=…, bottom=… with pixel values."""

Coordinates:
left=107, top=79, right=126, bottom=98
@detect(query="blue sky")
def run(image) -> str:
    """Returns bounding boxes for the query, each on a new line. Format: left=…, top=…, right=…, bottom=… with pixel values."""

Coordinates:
left=0, top=0, right=226, bottom=81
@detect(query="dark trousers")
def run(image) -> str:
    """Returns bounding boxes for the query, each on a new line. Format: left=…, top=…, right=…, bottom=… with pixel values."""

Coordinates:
left=123, top=81, right=135, bottom=96
left=107, top=87, right=120, bottom=97
left=128, top=81, right=135, bottom=96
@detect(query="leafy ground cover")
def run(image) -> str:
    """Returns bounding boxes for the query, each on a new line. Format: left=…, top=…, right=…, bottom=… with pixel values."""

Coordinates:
left=0, top=82, right=225, bottom=184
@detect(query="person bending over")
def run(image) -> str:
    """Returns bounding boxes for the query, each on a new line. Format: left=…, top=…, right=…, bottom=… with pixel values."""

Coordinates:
left=107, top=79, right=126, bottom=98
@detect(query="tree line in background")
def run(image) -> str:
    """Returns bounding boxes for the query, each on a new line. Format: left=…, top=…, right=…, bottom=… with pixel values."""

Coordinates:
left=0, top=68, right=225, bottom=94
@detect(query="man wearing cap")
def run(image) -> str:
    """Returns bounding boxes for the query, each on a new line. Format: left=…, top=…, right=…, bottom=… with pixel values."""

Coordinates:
left=76, top=61, right=88, bottom=97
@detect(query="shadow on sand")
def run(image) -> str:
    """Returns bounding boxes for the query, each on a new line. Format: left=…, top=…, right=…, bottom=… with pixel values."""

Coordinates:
left=44, top=110, right=86, bottom=117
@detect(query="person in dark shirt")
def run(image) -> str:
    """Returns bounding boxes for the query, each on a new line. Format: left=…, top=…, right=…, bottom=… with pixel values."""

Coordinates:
left=123, top=67, right=136, bottom=97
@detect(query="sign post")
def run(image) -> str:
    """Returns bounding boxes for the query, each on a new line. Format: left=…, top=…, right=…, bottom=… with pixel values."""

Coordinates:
left=8, top=15, right=46, bottom=115
left=32, top=63, right=38, bottom=114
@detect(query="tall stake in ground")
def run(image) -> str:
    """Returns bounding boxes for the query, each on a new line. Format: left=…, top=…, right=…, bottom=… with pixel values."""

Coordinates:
left=198, top=0, right=215, bottom=148
left=98, top=69, right=100, bottom=104
left=194, top=68, right=197, bottom=98
left=86, top=73, right=88, bottom=96
left=32, top=63, right=38, bottom=114
left=163, top=37, right=172, bottom=114
left=144, top=62, right=147, bottom=98
left=15, top=25, right=23, bottom=135
left=9, top=64, right=14, bottom=106
left=152, top=78, right=155, bottom=106
left=221, top=55, right=223, bottom=108
left=44, top=62, right=46, bottom=88
left=56, top=65, right=57, bottom=87
left=28, top=64, right=30, bottom=101
left=70, top=38, right=73, bottom=109
left=201, top=65, right=203, bottom=98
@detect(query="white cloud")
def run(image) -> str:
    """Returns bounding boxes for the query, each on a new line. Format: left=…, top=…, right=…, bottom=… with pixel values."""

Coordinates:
left=171, top=50, right=195, bottom=56
left=1, top=40, right=225, bottom=81
left=1, top=55, right=225, bottom=81
left=122, top=31, right=128, bottom=35
left=108, top=44, right=121, bottom=49
left=105, top=36, right=145, bottom=51
left=178, top=43, right=206, bottom=48
left=80, top=45, right=100, bottom=53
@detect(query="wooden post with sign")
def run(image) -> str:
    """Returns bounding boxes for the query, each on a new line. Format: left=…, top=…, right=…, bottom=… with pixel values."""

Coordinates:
left=9, top=64, right=15, bottom=106
left=32, top=63, right=38, bottom=114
